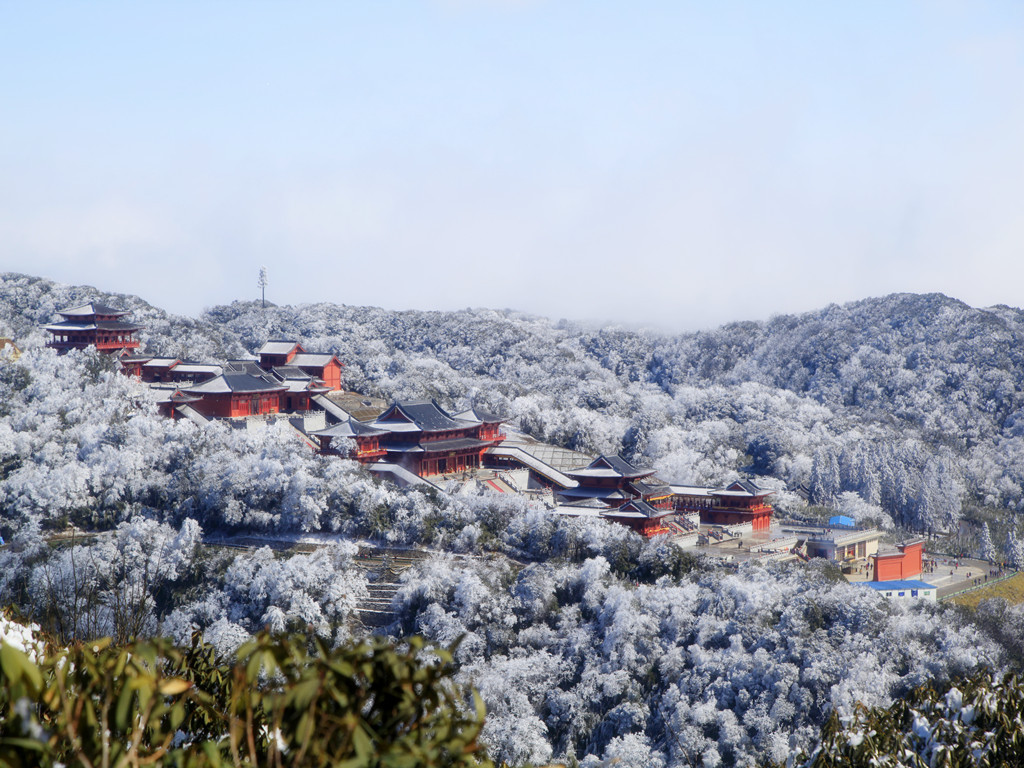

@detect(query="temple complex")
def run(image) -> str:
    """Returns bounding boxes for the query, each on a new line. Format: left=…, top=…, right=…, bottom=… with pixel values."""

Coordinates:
left=45, top=302, right=140, bottom=353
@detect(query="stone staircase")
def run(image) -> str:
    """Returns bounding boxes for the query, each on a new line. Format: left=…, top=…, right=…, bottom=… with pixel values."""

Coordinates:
left=353, top=547, right=430, bottom=628
left=359, top=572, right=402, bottom=627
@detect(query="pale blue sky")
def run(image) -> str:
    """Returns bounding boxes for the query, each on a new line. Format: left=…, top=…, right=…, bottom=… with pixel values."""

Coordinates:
left=2, top=2, right=1023, bottom=329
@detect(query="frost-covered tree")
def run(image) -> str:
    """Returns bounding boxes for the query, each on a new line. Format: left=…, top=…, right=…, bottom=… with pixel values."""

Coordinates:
left=810, top=449, right=841, bottom=507
left=914, top=458, right=963, bottom=534
left=978, top=521, right=997, bottom=562
left=1005, top=528, right=1024, bottom=570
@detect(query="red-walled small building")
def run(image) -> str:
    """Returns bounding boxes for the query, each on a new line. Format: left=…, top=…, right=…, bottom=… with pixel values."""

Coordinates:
left=182, top=374, right=287, bottom=419
left=699, top=480, right=775, bottom=532
left=314, top=418, right=389, bottom=462
left=45, top=302, right=140, bottom=354
left=121, top=356, right=223, bottom=384
left=872, top=540, right=924, bottom=582
left=272, top=367, right=332, bottom=412
left=256, top=340, right=343, bottom=391
left=256, top=340, right=303, bottom=368
left=603, top=499, right=673, bottom=537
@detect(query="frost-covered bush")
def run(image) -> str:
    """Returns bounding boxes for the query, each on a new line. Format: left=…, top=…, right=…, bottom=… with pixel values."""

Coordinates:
left=393, top=555, right=1007, bottom=767
left=162, top=544, right=368, bottom=648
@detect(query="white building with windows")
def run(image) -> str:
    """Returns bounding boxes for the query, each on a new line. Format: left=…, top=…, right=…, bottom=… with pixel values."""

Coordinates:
left=861, top=579, right=937, bottom=602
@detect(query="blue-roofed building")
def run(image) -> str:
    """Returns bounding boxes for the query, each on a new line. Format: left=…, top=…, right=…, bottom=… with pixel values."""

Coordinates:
left=860, top=580, right=937, bottom=602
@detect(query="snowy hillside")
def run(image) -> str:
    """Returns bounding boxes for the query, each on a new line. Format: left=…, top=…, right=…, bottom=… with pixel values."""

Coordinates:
left=5, top=272, right=1024, bottom=766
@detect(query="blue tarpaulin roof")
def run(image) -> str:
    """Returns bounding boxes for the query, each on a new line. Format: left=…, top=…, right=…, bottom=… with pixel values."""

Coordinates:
left=829, top=515, right=856, bottom=528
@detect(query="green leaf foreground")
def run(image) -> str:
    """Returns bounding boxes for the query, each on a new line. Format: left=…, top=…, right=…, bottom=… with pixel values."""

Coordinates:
left=0, top=632, right=494, bottom=768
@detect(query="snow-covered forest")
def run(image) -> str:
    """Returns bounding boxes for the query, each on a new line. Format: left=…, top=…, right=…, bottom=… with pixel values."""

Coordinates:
left=4, top=271, right=1024, bottom=766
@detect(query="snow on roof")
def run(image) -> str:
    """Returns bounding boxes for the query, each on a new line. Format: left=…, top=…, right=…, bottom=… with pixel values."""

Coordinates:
left=44, top=323, right=97, bottom=332
left=290, top=353, right=338, bottom=367
left=374, top=400, right=472, bottom=432
left=58, top=302, right=129, bottom=317
left=257, top=340, right=302, bottom=356
left=566, top=455, right=653, bottom=479
left=670, top=485, right=714, bottom=496
left=171, top=364, right=223, bottom=375
left=453, top=406, right=503, bottom=424
left=313, top=419, right=387, bottom=438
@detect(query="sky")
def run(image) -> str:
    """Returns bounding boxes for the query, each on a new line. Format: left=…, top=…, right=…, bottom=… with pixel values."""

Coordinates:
left=2, top=1, right=1023, bottom=331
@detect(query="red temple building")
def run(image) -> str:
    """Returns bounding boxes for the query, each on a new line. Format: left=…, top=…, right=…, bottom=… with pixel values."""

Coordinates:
left=181, top=374, right=287, bottom=419
left=602, top=499, right=673, bottom=537
left=672, top=480, right=774, bottom=532
left=271, top=366, right=333, bottom=412
left=313, top=418, right=389, bottom=462
left=550, top=455, right=678, bottom=537
left=315, top=400, right=505, bottom=476
left=45, top=302, right=140, bottom=354
left=558, top=455, right=674, bottom=509
left=256, top=340, right=343, bottom=390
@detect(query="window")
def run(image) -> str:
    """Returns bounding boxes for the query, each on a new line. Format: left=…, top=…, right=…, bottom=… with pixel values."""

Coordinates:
left=898, top=591, right=906, bottom=597
left=911, top=589, right=918, bottom=597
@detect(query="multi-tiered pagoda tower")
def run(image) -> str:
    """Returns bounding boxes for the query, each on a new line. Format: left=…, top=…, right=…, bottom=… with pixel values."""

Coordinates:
left=45, top=302, right=141, bottom=354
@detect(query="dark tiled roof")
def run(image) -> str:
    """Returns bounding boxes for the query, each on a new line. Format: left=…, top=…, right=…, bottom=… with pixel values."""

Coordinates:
left=454, top=406, right=504, bottom=424
left=418, top=437, right=489, bottom=453
left=271, top=366, right=313, bottom=380
left=567, top=454, right=654, bottom=479
left=185, top=374, right=286, bottom=395
left=223, top=373, right=285, bottom=393
left=608, top=499, right=668, bottom=518
left=376, top=400, right=467, bottom=432
left=724, top=479, right=771, bottom=496
left=630, top=480, right=673, bottom=497
left=313, top=418, right=387, bottom=438
left=224, top=360, right=265, bottom=375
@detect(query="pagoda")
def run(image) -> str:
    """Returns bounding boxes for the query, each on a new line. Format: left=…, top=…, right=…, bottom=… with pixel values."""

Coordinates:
left=45, top=302, right=140, bottom=354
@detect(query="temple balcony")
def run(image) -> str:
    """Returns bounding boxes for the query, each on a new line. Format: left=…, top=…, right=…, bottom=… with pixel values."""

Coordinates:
left=95, top=339, right=140, bottom=351
left=355, top=447, right=387, bottom=460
